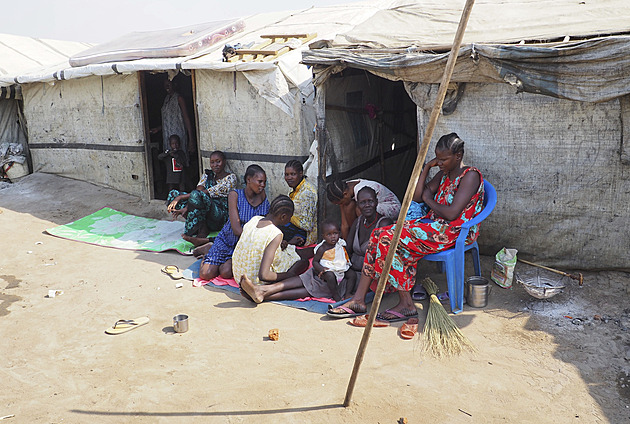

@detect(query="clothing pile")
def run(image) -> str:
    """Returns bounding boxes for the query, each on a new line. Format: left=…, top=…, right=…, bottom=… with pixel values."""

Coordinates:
left=1, top=142, right=28, bottom=181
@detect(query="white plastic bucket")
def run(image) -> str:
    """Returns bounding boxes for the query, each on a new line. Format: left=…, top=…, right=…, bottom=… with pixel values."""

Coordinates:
left=5, top=162, right=29, bottom=181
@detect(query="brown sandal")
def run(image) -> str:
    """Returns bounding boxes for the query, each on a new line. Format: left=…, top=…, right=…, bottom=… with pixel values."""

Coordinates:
left=349, top=314, right=389, bottom=328
left=399, top=317, right=419, bottom=340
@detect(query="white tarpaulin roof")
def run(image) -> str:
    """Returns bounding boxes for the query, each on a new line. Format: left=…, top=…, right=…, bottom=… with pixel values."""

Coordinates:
left=0, top=34, right=92, bottom=87
left=9, top=1, right=395, bottom=116
left=11, top=0, right=630, bottom=111
left=303, top=0, right=630, bottom=103
left=332, top=0, right=630, bottom=49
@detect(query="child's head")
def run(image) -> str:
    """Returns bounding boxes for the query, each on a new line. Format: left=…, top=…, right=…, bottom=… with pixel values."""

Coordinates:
left=321, top=220, right=341, bottom=245
left=169, top=134, right=181, bottom=151
left=269, top=195, right=294, bottom=226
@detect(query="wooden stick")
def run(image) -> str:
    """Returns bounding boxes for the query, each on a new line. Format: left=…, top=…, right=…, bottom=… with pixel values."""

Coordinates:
left=518, top=258, right=584, bottom=286
left=343, top=0, right=477, bottom=407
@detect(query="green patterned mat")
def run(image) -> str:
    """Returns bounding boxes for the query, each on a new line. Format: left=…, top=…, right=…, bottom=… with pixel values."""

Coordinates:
left=45, top=207, right=214, bottom=255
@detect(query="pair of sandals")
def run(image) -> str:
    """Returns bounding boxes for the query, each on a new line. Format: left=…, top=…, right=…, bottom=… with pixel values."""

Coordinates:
left=348, top=314, right=419, bottom=340
left=328, top=304, right=418, bottom=322
left=412, top=286, right=449, bottom=302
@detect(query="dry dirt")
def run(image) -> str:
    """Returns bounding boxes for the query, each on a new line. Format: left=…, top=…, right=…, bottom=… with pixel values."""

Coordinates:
left=1, top=173, right=629, bottom=424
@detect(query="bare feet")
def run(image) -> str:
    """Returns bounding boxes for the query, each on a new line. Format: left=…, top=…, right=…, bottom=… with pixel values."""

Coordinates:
left=239, top=275, right=264, bottom=304
left=192, top=242, right=213, bottom=258
left=183, top=234, right=212, bottom=247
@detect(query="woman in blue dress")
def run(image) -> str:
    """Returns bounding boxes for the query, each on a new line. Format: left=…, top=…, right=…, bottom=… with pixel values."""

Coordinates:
left=199, top=164, right=270, bottom=280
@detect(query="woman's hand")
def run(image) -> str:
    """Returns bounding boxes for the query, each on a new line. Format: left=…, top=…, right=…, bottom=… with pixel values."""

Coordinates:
left=167, top=199, right=180, bottom=213
left=421, top=186, right=434, bottom=203
left=288, top=235, right=305, bottom=246
left=280, top=240, right=288, bottom=250
left=426, top=157, right=439, bottom=168
left=171, top=206, right=187, bottom=219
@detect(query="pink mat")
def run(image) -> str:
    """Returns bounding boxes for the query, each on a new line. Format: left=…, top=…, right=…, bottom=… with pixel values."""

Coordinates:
left=194, top=275, right=335, bottom=303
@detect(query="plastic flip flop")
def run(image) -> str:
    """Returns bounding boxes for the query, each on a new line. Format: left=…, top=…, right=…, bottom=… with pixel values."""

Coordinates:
left=376, top=309, right=419, bottom=323
left=327, top=305, right=365, bottom=319
left=161, top=265, right=183, bottom=280
left=105, top=317, right=150, bottom=335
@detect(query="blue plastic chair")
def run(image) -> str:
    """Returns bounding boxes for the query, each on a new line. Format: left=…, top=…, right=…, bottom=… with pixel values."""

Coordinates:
left=421, top=180, right=497, bottom=314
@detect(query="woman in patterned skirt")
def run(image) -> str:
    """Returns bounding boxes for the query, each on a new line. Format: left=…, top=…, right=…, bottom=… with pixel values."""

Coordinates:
left=199, top=164, right=269, bottom=280
left=166, top=151, right=237, bottom=246
left=328, top=133, right=485, bottom=321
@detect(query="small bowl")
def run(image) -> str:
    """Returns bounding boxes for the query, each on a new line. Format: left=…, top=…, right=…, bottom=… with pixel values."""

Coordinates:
left=515, top=270, right=566, bottom=300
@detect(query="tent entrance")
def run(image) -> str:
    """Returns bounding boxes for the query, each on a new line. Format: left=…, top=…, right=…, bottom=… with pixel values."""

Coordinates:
left=324, top=69, right=418, bottom=201
left=139, top=71, right=199, bottom=200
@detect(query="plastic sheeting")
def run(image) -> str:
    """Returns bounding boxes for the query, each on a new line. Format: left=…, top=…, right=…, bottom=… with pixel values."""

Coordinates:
left=0, top=99, right=27, bottom=147
left=405, top=81, right=630, bottom=269
left=8, top=3, right=392, bottom=116
left=332, top=0, right=630, bottom=49
left=0, top=33, right=91, bottom=86
left=304, top=36, right=630, bottom=103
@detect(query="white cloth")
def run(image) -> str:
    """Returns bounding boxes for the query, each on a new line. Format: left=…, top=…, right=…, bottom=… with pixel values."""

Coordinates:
left=314, top=239, right=351, bottom=282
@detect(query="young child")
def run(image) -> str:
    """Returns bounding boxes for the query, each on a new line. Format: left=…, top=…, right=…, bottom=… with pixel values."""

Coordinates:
left=158, top=134, right=187, bottom=192
left=311, top=220, right=357, bottom=301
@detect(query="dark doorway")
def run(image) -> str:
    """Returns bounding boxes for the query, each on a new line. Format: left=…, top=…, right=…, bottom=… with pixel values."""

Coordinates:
left=325, top=70, right=418, bottom=200
left=140, top=71, right=199, bottom=200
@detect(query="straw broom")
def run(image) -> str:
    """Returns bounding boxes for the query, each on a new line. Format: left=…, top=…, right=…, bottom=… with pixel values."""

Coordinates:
left=420, top=277, right=475, bottom=357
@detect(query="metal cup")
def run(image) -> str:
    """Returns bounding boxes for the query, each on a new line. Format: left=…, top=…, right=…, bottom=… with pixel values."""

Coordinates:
left=173, top=314, right=189, bottom=333
left=465, top=276, right=491, bottom=308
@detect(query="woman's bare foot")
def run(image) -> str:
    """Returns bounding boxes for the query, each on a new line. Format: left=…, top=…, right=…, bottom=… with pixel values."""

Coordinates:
left=182, top=234, right=211, bottom=247
left=192, top=242, right=213, bottom=258
left=239, top=274, right=264, bottom=304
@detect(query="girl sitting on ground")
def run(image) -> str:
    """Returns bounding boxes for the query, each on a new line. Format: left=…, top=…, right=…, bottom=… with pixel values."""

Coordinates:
left=232, top=195, right=310, bottom=292
left=237, top=200, right=349, bottom=304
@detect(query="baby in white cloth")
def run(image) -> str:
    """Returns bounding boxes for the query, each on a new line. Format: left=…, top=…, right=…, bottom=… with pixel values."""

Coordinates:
left=311, top=220, right=356, bottom=301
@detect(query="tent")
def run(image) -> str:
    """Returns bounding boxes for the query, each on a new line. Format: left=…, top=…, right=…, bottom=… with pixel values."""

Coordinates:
left=301, top=0, right=630, bottom=269
left=0, top=34, right=91, bottom=179
left=3, top=2, right=397, bottom=202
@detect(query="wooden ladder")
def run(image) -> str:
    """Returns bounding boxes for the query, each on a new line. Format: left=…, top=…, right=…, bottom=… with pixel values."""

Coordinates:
left=228, top=33, right=316, bottom=62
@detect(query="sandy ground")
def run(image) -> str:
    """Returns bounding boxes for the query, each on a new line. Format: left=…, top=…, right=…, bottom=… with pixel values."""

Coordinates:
left=1, top=173, right=629, bottom=424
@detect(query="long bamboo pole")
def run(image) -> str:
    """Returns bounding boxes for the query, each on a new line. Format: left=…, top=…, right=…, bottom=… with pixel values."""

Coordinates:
left=343, top=0, right=477, bottom=407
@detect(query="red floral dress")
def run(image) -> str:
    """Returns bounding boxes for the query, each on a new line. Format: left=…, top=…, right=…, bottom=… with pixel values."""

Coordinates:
left=363, top=167, right=484, bottom=292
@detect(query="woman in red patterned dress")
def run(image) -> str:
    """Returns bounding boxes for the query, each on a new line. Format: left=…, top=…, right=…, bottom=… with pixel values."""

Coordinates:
left=328, top=133, right=484, bottom=321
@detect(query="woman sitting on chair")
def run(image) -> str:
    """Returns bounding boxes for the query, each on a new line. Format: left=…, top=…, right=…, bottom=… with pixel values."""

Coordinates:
left=327, top=133, right=484, bottom=322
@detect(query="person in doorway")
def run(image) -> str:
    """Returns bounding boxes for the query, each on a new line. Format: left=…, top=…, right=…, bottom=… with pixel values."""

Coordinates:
left=166, top=151, right=237, bottom=245
left=282, top=159, right=317, bottom=246
left=327, top=133, right=484, bottom=321
left=326, top=178, right=401, bottom=240
left=157, top=134, right=187, bottom=192
left=198, top=164, right=269, bottom=281
left=150, top=78, right=195, bottom=164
